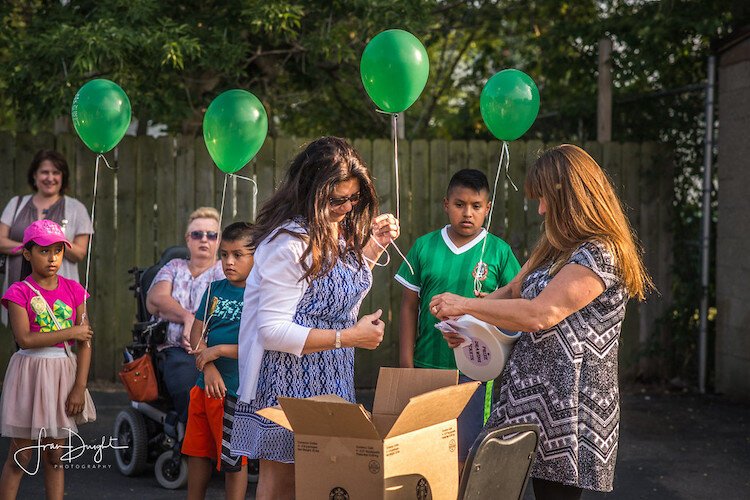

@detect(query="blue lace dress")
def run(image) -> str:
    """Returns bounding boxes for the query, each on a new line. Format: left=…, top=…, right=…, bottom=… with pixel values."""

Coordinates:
left=230, top=247, right=372, bottom=463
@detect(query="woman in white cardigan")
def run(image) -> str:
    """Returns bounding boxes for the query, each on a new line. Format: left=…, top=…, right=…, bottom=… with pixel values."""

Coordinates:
left=230, top=137, right=399, bottom=499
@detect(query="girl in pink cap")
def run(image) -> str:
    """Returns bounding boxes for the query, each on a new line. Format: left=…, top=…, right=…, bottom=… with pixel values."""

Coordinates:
left=0, top=219, right=93, bottom=499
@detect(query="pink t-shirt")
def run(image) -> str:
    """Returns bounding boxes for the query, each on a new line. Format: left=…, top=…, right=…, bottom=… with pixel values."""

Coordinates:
left=1, top=276, right=89, bottom=348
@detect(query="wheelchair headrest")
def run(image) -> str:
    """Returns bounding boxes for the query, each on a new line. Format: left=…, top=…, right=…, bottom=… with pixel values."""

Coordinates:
left=140, top=245, right=190, bottom=295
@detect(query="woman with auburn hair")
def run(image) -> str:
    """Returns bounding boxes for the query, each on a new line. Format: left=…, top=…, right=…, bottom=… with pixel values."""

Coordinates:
left=230, top=137, right=399, bottom=499
left=431, top=144, right=652, bottom=499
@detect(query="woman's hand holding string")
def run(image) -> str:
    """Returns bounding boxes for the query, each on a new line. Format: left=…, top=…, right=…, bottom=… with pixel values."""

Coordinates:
left=371, top=213, right=400, bottom=247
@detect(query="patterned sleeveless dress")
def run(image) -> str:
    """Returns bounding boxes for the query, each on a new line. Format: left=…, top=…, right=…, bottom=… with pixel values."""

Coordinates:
left=230, top=246, right=372, bottom=463
left=486, top=240, right=627, bottom=492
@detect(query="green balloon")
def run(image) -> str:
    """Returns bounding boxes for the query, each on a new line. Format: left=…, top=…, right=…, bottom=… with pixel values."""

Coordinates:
left=203, top=90, right=268, bottom=174
left=360, top=29, right=429, bottom=113
left=71, top=79, right=132, bottom=154
left=480, top=69, right=540, bottom=141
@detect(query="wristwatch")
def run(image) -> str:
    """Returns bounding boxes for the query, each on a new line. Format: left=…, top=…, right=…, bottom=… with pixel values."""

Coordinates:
left=335, top=330, right=342, bottom=349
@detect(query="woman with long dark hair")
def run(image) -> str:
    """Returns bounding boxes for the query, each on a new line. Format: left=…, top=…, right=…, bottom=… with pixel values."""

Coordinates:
left=229, top=137, right=399, bottom=499
left=431, top=144, right=653, bottom=499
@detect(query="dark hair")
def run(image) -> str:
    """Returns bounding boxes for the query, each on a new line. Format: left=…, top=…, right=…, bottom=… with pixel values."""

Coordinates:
left=222, top=222, right=253, bottom=248
left=19, top=242, right=36, bottom=281
left=27, top=150, right=70, bottom=194
left=447, top=168, right=490, bottom=197
left=249, top=137, right=378, bottom=281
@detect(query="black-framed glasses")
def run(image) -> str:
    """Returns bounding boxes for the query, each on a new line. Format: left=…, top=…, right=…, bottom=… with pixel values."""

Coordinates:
left=188, top=231, right=219, bottom=241
left=329, top=192, right=361, bottom=208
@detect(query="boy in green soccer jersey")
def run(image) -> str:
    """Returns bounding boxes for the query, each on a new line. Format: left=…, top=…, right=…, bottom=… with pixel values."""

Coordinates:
left=395, top=168, right=521, bottom=468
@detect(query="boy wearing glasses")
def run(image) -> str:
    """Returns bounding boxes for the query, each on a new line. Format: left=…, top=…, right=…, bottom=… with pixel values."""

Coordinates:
left=184, top=222, right=254, bottom=499
left=395, top=169, right=520, bottom=469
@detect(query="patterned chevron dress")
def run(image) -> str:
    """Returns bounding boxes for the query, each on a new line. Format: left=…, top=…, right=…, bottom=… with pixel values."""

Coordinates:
left=230, top=243, right=372, bottom=463
left=486, top=240, right=626, bottom=491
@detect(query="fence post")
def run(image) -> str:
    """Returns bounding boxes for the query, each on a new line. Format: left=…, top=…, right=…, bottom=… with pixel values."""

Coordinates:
left=90, top=143, right=117, bottom=380
left=620, top=142, right=642, bottom=379
left=639, top=142, right=661, bottom=378
left=175, top=135, right=196, bottom=226
left=135, top=136, right=157, bottom=265
left=155, top=137, right=177, bottom=250
left=525, top=141, right=544, bottom=253
left=429, top=140, right=449, bottom=231
left=194, top=137, right=216, bottom=210
left=506, top=141, right=526, bottom=261
left=114, top=136, right=139, bottom=380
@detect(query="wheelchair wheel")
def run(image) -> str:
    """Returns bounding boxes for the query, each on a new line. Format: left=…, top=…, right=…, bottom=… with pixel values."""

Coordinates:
left=113, top=408, right=149, bottom=476
left=155, top=451, right=188, bottom=489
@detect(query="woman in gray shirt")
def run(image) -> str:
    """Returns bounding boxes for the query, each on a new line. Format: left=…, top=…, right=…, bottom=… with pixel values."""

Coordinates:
left=0, top=150, right=93, bottom=324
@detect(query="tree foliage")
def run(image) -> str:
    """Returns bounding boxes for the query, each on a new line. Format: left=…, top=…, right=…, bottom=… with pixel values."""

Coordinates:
left=0, top=0, right=735, bottom=142
left=0, top=0, right=432, bottom=135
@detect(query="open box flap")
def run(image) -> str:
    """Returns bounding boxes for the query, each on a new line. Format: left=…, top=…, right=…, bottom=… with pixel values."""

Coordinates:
left=266, top=395, right=380, bottom=440
left=257, top=394, right=353, bottom=432
left=257, top=404, right=293, bottom=431
left=385, top=382, right=480, bottom=439
left=373, top=367, right=459, bottom=418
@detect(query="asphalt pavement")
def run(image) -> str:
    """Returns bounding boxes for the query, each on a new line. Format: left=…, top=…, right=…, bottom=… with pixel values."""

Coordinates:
left=0, top=384, right=747, bottom=499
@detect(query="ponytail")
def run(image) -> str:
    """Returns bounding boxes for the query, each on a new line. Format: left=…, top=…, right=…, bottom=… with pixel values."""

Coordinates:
left=19, top=242, right=34, bottom=282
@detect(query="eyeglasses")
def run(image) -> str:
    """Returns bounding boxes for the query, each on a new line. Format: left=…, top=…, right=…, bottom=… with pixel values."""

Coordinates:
left=329, top=192, right=361, bottom=208
left=188, top=231, right=219, bottom=241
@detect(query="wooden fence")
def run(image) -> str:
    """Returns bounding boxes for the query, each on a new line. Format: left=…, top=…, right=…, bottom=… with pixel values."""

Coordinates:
left=0, top=132, right=673, bottom=388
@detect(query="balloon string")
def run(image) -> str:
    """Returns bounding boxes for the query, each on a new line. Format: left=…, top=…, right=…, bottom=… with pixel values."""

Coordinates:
left=391, top=240, right=413, bottom=274
left=473, top=142, right=510, bottom=296
left=366, top=109, right=412, bottom=275
left=230, top=173, right=259, bottom=199
left=391, top=113, right=401, bottom=221
left=374, top=109, right=402, bottom=220
left=228, top=173, right=258, bottom=221
left=504, top=141, right=518, bottom=192
left=99, top=154, right=118, bottom=172
left=363, top=231, right=414, bottom=275
left=363, top=234, right=391, bottom=268
left=80, top=154, right=106, bottom=347
left=194, top=173, right=229, bottom=352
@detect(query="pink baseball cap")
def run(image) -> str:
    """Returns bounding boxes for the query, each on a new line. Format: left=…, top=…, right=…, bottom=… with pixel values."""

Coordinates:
left=12, top=219, right=72, bottom=253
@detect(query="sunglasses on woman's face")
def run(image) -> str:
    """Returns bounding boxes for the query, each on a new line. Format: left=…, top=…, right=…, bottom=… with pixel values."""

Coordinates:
left=329, top=192, right=361, bottom=208
left=188, top=230, right=219, bottom=241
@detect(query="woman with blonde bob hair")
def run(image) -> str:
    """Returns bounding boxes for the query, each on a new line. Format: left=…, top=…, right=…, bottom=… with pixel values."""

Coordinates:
left=146, top=206, right=225, bottom=425
left=431, top=144, right=652, bottom=499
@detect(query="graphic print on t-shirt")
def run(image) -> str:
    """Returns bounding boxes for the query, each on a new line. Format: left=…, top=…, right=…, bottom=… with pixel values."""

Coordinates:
left=35, top=299, right=73, bottom=332
left=194, top=279, right=246, bottom=397
left=210, top=296, right=242, bottom=322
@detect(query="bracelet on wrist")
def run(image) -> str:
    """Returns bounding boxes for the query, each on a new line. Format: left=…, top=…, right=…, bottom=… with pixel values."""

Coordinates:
left=334, top=329, right=342, bottom=349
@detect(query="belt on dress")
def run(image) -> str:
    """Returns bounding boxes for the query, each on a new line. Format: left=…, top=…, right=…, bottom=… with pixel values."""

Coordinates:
left=16, top=346, right=69, bottom=358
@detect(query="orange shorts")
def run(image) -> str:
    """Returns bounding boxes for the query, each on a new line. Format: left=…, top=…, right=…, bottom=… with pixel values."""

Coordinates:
left=182, top=386, right=247, bottom=471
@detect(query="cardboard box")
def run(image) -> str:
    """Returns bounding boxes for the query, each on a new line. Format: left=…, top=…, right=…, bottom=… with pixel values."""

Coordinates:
left=258, top=367, right=480, bottom=499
